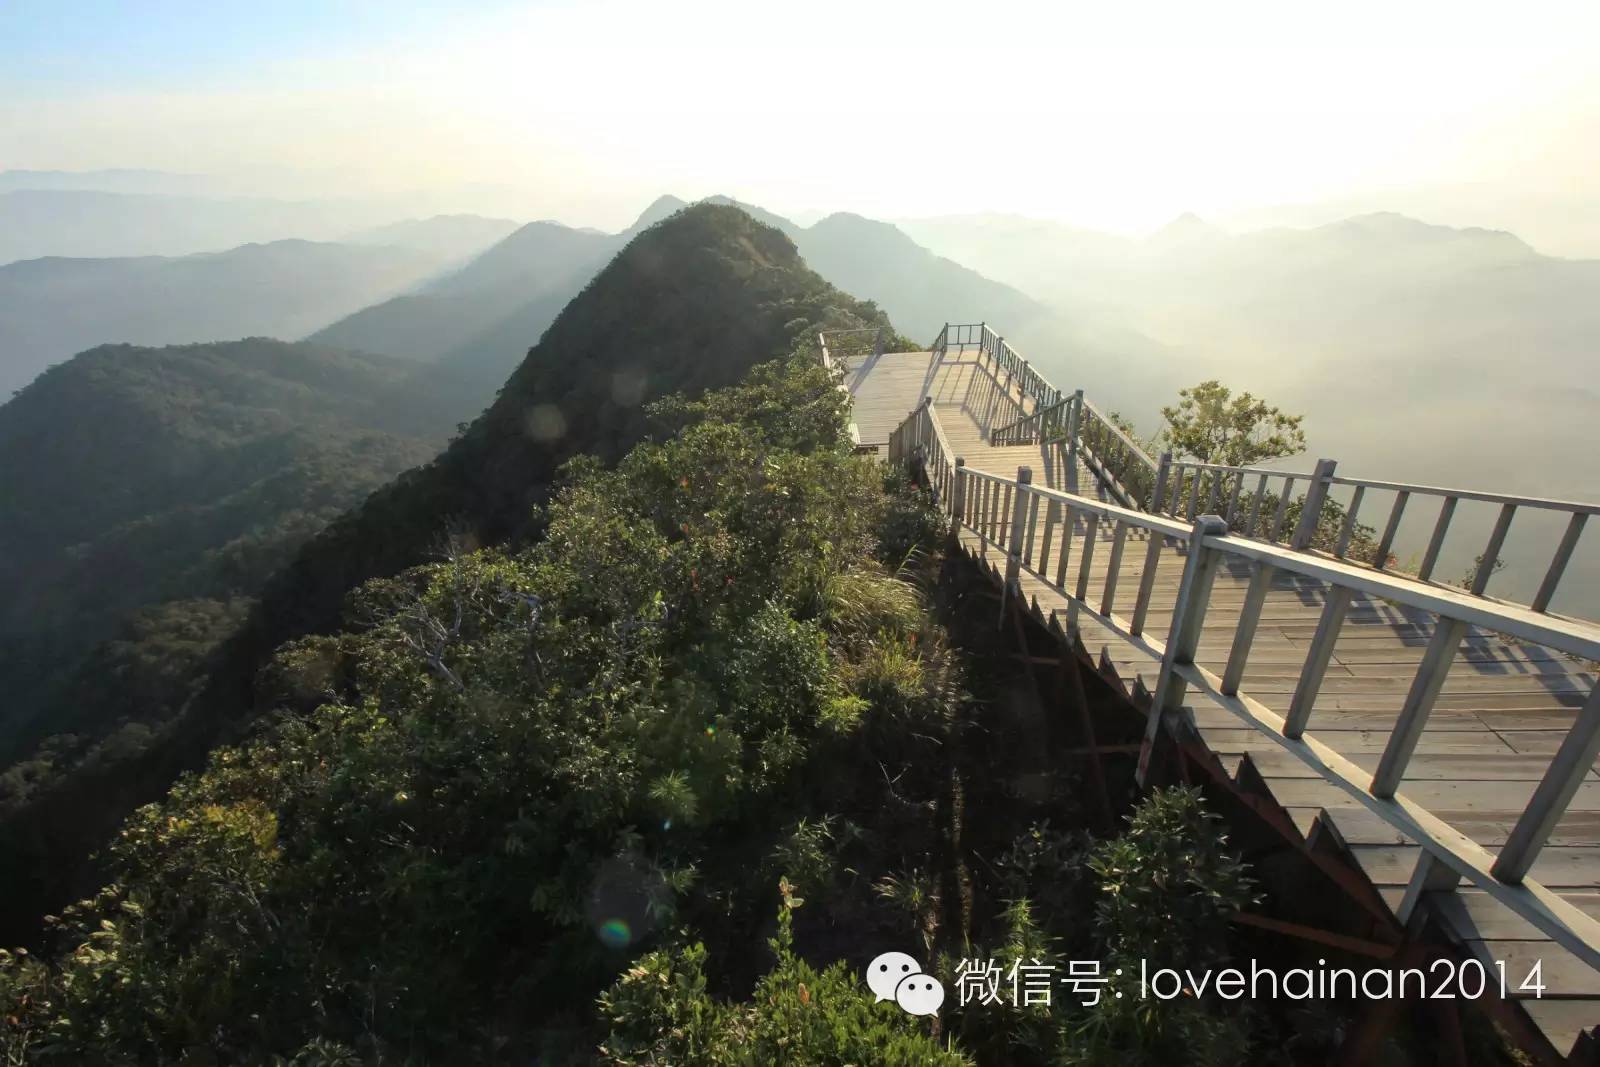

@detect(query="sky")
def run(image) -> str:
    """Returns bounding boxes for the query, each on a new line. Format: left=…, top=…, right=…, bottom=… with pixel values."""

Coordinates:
left=4, top=0, right=1599, bottom=245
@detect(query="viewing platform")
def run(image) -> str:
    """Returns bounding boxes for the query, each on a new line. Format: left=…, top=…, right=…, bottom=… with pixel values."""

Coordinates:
left=826, top=323, right=1600, bottom=1060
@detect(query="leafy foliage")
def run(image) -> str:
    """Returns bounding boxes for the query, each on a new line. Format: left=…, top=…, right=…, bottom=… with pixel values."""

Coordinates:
left=1280, top=493, right=1382, bottom=560
left=938, top=789, right=1259, bottom=1067
left=598, top=895, right=968, bottom=1066
left=1063, top=786, right=1259, bottom=1066
left=0, top=337, right=444, bottom=781
left=0, top=203, right=899, bottom=948
left=1158, top=380, right=1306, bottom=468
left=0, top=354, right=956, bottom=1063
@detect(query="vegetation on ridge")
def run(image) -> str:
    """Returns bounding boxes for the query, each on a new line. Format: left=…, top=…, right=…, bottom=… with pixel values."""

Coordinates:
left=1, top=351, right=1272, bottom=1066
left=0, top=353, right=960, bottom=1061
left=0, top=338, right=444, bottom=777
left=0, top=202, right=901, bottom=957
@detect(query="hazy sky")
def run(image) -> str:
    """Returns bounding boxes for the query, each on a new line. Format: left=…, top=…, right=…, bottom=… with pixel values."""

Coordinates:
left=4, top=0, right=1598, bottom=240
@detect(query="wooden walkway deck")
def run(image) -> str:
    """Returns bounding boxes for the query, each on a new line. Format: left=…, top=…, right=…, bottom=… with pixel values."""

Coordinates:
left=845, top=346, right=1600, bottom=1057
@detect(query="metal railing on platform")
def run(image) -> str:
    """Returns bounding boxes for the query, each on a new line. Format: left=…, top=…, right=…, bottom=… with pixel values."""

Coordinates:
left=888, top=405, right=1600, bottom=974
left=1151, top=456, right=1597, bottom=618
left=920, top=320, right=1596, bottom=621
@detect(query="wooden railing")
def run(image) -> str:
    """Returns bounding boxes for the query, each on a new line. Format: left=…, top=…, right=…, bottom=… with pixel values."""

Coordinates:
left=990, top=394, right=1074, bottom=446
left=934, top=322, right=1062, bottom=415
left=909, top=319, right=1594, bottom=619
left=1152, top=456, right=1597, bottom=617
left=890, top=414, right=1600, bottom=971
left=1077, top=399, right=1160, bottom=511
left=887, top=399, right=958, bottom=506
left=930, top=322, right=985, bottom=362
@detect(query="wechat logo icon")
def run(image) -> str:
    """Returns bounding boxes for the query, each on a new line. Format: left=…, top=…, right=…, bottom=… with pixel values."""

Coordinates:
left=866, top=951, right=946, bottom=1016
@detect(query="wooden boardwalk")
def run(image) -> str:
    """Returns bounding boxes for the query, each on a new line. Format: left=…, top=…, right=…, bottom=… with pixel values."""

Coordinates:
left=845, top=345, right=1600, bottom=1057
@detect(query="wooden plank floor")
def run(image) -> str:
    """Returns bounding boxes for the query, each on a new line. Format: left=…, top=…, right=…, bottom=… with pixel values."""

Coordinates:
left=851, top=350, right=1600, bottom=1056
left=839, top=350, right=937, bottom=447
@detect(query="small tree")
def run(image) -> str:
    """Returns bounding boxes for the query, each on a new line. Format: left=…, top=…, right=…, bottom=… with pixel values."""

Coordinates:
left=1158, top=381, right=1305, bottom=468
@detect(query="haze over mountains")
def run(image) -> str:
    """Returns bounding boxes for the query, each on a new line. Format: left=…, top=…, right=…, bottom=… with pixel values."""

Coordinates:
left=898, top=209, right=1600, bottom=609
left=0, top=189, right=400, bottom=264
left=0, top=240, right=453, bottom=396
left=2, top=172, right=1597, bottom=606
left=0, top=178, right=1594, bottom=1052
left=898, top=208, right=1600, bottom=484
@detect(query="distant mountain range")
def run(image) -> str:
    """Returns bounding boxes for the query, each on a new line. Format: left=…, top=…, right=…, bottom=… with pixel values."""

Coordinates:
left=309, top=192, right=1116, bottom=430
left=897, top=208, right=1600, bottom=473
left=3, top=185, right=1595, bottom=606
left=344, top=214, right=522, bottom=265
left=901, top=209, right=1600, bottom=610
left=0, top=169, right=223, bottom=197
left=0, top=218, right=522, bottom=397
left=0, top=188, right=399, bottom=263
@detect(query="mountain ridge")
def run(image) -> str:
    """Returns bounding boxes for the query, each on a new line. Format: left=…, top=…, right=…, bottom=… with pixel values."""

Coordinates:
left=0, top=202, right=901, bottom=941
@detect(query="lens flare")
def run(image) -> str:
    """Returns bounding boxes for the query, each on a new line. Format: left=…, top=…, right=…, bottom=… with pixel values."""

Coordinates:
left=596, top=919, right=633, bottom=949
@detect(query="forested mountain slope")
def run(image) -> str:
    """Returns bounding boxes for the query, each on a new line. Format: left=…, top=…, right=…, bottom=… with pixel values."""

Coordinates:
left=0, top=346, right=983, bottom=1063
left=0, top=338, right=443, bottom=787
left=0, top=203, right=899, bottom=943
left=309, top=221, right=617, bottom=364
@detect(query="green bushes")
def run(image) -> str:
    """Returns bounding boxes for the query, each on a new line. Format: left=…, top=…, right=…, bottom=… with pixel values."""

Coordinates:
left=0, top=355, right=957, bottom=1063
left=599, top=895, right=969, bottom=1066
left=1, top=345, right=1265, bottom=1064
left=1062, top=786, right=1259, bottom=1066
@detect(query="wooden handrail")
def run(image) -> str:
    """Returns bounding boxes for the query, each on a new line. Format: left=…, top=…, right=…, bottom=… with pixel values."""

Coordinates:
left=1170, top=458, right=1600, bottom=516
left=991, top=394, right=1074, bottom=445
left=1075, top=400, right=1161, bottom=511
left=1161, top=456, right=1595, bottom=615
left=875, top=320, right=1600, bottom=980
left=883, top=317, right=1596, bottom=617
left=922, top=451, right=1600, bottom=971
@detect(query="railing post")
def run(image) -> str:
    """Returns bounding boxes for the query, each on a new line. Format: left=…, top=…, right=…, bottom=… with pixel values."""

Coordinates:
left=1141, top=514, right=1230, bottom=781
left=1290, top=458, right=1337, bottom=551
left=1151, top=451, right=1172, bottom=514
left=1370, top=617, right=1468, bottom=797
left=1065, top=389, right=1084, bottom=463
left=950, top=458, right=967, bottom=525
left=1396, top=852, right=1462, bottom=929
left=1001, top=467, right=1033, bottom=624
left=1494, top=687, right=1600, bottom=884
